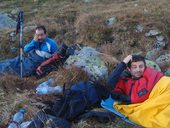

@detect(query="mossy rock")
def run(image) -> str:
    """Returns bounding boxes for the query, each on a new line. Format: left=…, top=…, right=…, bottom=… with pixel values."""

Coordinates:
left=165, top=69, right=170, bottom=76
left=145, top=60, right=161, bottom=72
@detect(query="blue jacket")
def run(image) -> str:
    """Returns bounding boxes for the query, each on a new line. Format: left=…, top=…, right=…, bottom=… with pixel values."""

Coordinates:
left=24, top=37, right=58, bottom=54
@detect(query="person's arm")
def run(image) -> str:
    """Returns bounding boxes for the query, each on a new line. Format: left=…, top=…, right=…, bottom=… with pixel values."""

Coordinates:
left=24, top=33, right=39, bottom=53
left=107, top=62, right=127, bottom=89
left=107, top=55, right=132, bottom=89
left=24, top=40, right=37, bottom=53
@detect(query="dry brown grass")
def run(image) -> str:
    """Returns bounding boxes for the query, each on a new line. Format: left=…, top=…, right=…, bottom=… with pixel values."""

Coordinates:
left=0, top=75, right=38, bottom=126
left=0, top=75, right=36, bottom=92
left=98, top=52, right=119, bottom=74
left=0, top=0, right=170, bottom=127
left=47, top=66, right=90, bottom=88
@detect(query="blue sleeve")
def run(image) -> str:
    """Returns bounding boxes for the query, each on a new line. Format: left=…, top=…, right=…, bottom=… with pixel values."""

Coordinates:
left=24, top=40, right=37, bottom=53
left=107, top=62, right=127, bottom=89
left=51, top=41, right=58, bottom=54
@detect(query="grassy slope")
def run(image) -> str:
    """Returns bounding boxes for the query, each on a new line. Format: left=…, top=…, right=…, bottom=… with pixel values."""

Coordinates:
left=0, top=0, right=170, bottom=127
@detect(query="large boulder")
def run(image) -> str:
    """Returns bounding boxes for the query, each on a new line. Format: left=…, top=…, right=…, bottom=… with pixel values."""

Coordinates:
left=65, top=47, right=109, bottom=80
left=0, top=14, right=17, bottom=31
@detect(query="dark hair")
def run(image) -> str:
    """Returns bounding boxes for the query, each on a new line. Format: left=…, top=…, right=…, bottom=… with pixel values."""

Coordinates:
left=35, top=25, right=46, bottom=34
left=127, top=55, right=146, bottom=68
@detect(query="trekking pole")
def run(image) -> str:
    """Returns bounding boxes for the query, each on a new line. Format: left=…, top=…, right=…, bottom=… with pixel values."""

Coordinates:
left=16, top=11, right=24, bottom=78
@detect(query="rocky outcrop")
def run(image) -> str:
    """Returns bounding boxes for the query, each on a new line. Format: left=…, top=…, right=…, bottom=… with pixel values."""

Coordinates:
left=0, top=14, right=17, bottom=31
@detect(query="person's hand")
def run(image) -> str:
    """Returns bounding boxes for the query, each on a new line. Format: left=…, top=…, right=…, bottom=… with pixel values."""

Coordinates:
left=123, top=55, right=132, bottom=64
left=36, top=66, right=43, bottom=76
left=33, top=33, right=38, bottom=41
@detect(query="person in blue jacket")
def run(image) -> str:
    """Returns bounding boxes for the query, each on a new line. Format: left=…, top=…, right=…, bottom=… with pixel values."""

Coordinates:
left=0, top=25, right=58, bottom=77
left=24, top=25, right=58, bottom=58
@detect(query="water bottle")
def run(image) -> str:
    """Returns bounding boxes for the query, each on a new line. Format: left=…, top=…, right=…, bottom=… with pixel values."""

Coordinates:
left=8, top=108, right=25, bottom=128
left=36, top=85, right=63, bottom=95
left=39, top=78, right=54, bottom=88
left=36, top=78, right=63, bottom=95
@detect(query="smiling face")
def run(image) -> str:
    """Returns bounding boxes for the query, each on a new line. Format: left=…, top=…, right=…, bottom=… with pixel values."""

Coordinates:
left=128, top=61, right=145, bottom=79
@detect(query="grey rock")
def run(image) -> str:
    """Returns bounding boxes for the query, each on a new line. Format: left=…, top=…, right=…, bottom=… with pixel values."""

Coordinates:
left=145, top=49, right=160, bottom=60
left=156, top=54, right=170, bottom=64
left=10, top=47, right=18, bottom=52
left=11, top=8, right=21, bottom=15
left=9, top=31, right=17, bottom=42
left=145, top=30, right=161, bottom=37
left=135, top=24, right=143, bottom=32
left=0, top=14, right=17, bottom=31
left=154, top=40, right=166, bottom=49
left=144, top=8, right=148, bottom=14
left=105, top=17, right=117, bottom=26
left=156, top=35, right=165, bottom=42
left=134, top=4, right=138, bottom=7
left=65, top=47, right=108, bottom=80
left=165, top=69, right=170, bottom=76
left=32, top=9, right=38, bottom=13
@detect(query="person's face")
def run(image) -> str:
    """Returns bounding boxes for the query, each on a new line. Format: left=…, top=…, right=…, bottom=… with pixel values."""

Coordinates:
left=35, top=29, right=46, bottom=42
left=128, top=61, right=145, bottom=79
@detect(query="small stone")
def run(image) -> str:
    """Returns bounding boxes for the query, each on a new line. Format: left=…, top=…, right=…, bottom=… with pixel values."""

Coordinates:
left=105, top=17, right=117, bottom=26
left=156, top=35, right=165, bottom=42
left=11, top=8, right=21, bottom=15
left=9, top=31, right=16, bottom=42
left=156, top=54, right=170, bottom=64
left=134, top=4, right=138, bottom=7
left=145, top=49, right=160, bottom=60
left=145, top=30, right=161, bottom=37
left=32, top=9, right=38, bottom=13
left=144, top=9, right=148, bottom=14
left=135, top=24, right=143, bottom=32
left=154, top=40, right=166, bottom=49
left=10, top=47, right=18, bottom=52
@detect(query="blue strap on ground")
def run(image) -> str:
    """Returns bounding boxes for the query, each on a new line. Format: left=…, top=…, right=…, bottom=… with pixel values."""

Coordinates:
left=101, top=96, right=140, bottom=127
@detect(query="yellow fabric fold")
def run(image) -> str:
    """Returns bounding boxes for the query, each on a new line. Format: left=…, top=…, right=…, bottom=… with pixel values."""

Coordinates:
left=114, top=76, right=170, bottom=128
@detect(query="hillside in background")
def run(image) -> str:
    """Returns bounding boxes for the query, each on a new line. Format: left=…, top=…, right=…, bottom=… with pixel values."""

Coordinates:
left=0, top=0, right=170, bottom=127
